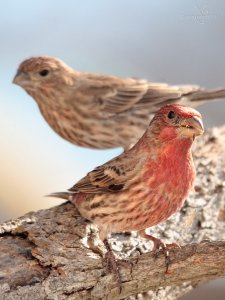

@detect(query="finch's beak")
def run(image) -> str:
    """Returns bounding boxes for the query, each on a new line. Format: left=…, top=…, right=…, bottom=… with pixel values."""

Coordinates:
left=180, top=116, right=204, bottom=137
left=13, top=70, right=29, bottom=85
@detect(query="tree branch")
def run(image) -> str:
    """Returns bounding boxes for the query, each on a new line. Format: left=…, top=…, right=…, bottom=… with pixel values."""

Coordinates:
left=0, top=126, right=225, bottom=300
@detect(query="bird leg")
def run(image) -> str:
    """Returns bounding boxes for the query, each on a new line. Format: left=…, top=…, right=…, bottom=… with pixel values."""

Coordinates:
left=103, top=239, right=122, bottom=293
left=139, top=230, right=180, bottom=273
left=85, top=228, right=123, bottom=292
left=85, top=232, right=122, bottom=293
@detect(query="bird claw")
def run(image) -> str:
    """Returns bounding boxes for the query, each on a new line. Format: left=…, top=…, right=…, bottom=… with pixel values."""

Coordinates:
left=118, top=258, right=134, bottom=276
left=139, top=230, right=180, bottom=273
left=118, top=258, right=133, bottom=268
left=153, top=240, right=180, bottom=273
left=103, top=239, right=122, bottom=293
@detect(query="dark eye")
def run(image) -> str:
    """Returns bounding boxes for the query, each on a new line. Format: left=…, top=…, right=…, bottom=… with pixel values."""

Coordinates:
left=168, top=111, right=176, bottom=119
left=39, top=69, right=49, bottom=77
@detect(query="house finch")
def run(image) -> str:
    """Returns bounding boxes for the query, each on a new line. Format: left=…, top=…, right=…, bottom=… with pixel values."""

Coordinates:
left=50, top=104, right=204, bottom=283
left=13, top=56, right=221, bottom=150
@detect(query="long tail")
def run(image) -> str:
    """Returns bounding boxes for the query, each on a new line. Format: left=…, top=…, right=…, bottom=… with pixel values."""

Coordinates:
left=140, top=84, right=225, bottom=110
left=189, top=88, right=225, bottom=103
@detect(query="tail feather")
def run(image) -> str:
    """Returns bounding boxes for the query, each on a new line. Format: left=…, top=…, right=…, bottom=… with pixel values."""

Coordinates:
left=190, top=88, right=225, bottom=102
left=138, top=85, right=225, bottom=110
left=47, top=192, right=72, bottom=201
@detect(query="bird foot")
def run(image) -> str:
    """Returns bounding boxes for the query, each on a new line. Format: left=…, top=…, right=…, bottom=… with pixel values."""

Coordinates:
left=139, top=230, right=180, bottom=273
left=118, top=258, right=133, bottom=269
left=153, top=239, right=180, bottom=273
left=103, top=239, right=122, bottom=293
left=86, top=233, right=123, bottom=293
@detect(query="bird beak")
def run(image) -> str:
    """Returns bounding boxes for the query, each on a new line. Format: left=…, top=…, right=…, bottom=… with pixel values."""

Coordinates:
left=180, top=116, right=204, bottom=137
left=12, top=70, right=29, bottom=85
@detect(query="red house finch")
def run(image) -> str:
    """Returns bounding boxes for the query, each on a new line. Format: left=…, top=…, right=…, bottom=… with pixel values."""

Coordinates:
left=50, top=104, right=204, bottom=280
left=13, top=56, right=221, bottom=150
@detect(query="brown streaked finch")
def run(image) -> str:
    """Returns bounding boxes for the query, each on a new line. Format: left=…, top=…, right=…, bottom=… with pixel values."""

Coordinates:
left=49, top=104, right=204, bottom=286
left=13, top=56, right=221, bottom=150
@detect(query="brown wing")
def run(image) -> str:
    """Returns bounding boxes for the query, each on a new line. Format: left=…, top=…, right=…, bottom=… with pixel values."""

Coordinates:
left=75, top=73, right=200, bottom=116
left=69, top=152, right=145, bottom=194
left=100, top=83, right=201, bottom=114
left=97, top=80, right=150, bottom=114
left=133, top=83, right=200, bottom=111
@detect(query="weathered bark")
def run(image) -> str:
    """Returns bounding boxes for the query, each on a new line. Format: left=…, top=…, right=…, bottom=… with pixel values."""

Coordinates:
left=0, top=127, right=225, bottom=300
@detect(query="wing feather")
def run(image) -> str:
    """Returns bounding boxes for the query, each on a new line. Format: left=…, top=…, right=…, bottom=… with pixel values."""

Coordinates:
left=100, top=84, right=200, bottom=114
left=76, top=74, right=201, bottom=116
left=69, top=152, right=145, bottom=194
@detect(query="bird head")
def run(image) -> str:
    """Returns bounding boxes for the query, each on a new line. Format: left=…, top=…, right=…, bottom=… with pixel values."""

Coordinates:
left=150, top=104, right=204, bottom=141
left=13, top=56, right=75, bottom=93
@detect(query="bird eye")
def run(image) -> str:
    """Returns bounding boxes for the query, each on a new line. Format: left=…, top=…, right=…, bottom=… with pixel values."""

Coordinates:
left=168, top=111, right=176, bottom=119
left=39, top=69, right=49, bottom=77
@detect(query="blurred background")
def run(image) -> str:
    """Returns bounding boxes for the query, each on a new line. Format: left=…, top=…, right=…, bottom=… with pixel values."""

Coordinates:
left=0, top=1, right=225, bottom=299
